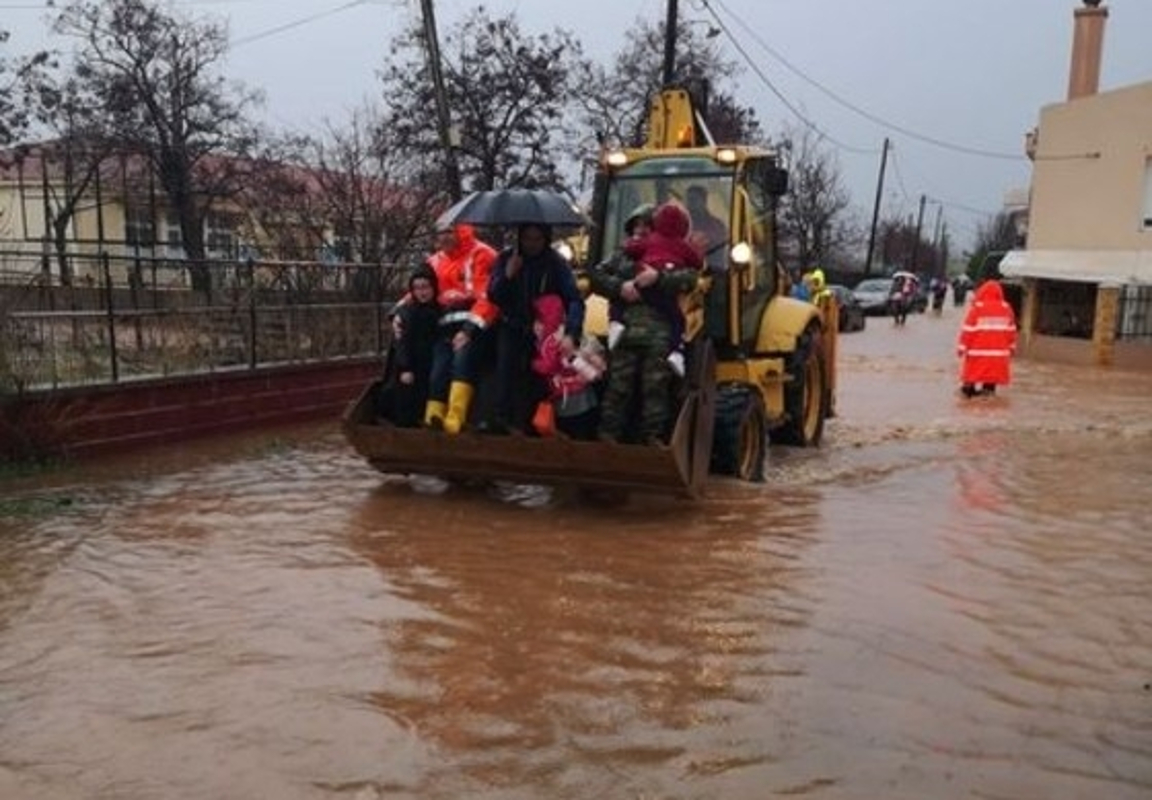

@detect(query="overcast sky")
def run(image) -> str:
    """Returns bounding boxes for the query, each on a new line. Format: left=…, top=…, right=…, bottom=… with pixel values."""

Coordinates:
left=5, top=0, right=1151, bottom=250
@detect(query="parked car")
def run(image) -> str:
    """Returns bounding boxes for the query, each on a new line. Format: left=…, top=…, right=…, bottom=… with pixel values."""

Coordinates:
left=852, top=277, right=895, bottom=316
left=828, top=285, right=866, bottom=332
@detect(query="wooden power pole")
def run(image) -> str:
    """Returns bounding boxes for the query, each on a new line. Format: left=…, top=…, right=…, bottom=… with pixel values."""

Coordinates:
left=418, top=0, right=463, bottom=201
left=662, top=0, right=680, bottom=86
left=863, top=138, right=889, bottom=276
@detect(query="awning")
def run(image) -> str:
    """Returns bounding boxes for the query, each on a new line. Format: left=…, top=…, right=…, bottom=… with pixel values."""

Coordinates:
left=1001, top=249, right=1152, bottom=286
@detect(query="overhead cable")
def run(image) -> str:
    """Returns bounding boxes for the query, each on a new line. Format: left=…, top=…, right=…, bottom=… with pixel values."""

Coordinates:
left=231, top=0, right=370, bottom=48
left=699, top=5, right=877, bottom=155
left=703, top=0, right=1025, bottom=162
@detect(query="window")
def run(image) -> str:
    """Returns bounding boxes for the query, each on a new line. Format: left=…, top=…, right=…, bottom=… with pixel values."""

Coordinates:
left=1117, top=285, right=1152, bottom=341
left=124, top=205, right=155, bottom=246
left=164, top=211, right=184, bottom=258
left=1035, top=279, right=1095, bottom=339
left=205, top=212, right=239, bottom=257
left=1142, top=158, right=1152, bottom=231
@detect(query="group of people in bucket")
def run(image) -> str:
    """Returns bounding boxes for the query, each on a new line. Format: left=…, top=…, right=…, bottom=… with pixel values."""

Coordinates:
left=380, top=198, right=712, bottom=444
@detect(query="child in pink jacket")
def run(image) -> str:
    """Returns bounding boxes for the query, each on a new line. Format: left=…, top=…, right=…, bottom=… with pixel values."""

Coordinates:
left=531, top=294, right=605, bottom=439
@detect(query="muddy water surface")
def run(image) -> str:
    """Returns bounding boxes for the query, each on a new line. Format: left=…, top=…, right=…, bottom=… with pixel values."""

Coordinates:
left=2, top=306, right=1150, bottom=799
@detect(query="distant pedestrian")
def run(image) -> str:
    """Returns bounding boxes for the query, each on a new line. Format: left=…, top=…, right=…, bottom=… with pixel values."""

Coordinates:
left=957, top=278, right=1017, bottom=398
left=889, top=275, right=915, bottom=326
left=930, top=278, right=947, bottom=314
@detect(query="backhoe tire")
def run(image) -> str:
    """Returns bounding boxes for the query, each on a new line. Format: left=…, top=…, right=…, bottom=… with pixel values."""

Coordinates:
left=773, top=321, right=827, bottom=447
left=710, top=384, right=767, bottom=482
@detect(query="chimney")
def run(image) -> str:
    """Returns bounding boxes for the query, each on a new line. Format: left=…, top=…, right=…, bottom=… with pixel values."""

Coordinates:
left=1067, top=1, right=1108, bottom=100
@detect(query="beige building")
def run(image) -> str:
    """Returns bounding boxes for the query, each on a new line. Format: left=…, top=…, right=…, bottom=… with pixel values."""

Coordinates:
left=0, top=149, right=256, bottom=286
left=1002, top=1, right=1152, bottom=369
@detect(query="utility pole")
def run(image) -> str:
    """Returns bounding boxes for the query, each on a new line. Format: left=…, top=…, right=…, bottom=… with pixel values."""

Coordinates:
left=418, top=0, right=462, bottom=201
left=931, top=203, right=944, bottom=276
left=910, top=193, right=927, bottom=273
left=863, top=137, right=889, bottom=276
left=661, top=0, right=679, bottom=86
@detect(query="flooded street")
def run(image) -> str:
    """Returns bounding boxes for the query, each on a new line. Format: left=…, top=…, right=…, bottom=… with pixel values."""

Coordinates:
left=2, top=304, right=1150, bottom=799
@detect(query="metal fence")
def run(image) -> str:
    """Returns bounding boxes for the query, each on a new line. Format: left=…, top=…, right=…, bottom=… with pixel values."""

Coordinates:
left=0, top=250, right=416, bottom=391
left=1118, top=285, right=1152, bottom=342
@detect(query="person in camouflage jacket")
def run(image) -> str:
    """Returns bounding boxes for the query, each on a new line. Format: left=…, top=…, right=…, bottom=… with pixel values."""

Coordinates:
left=586, top=205, right=701, bottom=444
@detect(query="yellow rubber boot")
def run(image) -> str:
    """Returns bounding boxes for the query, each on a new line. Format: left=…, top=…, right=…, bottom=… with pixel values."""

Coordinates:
left=423, top=400, right=447, bottom=429
left=442, top=381, right=474, bottom=435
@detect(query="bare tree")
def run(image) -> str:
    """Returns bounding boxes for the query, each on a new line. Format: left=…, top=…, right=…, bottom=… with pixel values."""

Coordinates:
left=24, top=71, right=126, bottom=284
left=775, top=124, right=859, bottom=273
left=1, top=30, right=55, bottom=148
left=241, top=136, right=332, bottom=262
left=53, top=0, right=261, bottom=290
left=1, top=29, right=26, bottom=146
left=246, top=107, right=443, bottom=270
left=876, top=215, right=946, bottom=276
left=381, top=8, right=585, bottom=193
left=966, top=210, right=1020, bottom=280
left=311, top=106, right=442, bottom=265
left=575, top=17, right=761, bottom=152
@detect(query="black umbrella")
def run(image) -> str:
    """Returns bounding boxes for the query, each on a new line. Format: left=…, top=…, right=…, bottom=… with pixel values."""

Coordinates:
left=436, top=188, right=587, bottom=230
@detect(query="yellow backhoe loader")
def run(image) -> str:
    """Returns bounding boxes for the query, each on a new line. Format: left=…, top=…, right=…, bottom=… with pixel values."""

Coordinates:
left=343, top=87, right=838, bottom=497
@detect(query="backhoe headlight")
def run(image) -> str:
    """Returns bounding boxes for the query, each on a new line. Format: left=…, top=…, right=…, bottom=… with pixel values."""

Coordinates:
left=730, top=242, right=752, bottom=266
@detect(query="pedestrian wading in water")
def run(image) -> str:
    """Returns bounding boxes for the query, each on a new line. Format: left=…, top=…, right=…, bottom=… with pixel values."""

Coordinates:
left=957, top=278, right=1017, bottom=398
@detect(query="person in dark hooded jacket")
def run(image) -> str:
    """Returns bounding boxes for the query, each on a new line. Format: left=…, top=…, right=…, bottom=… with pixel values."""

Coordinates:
left=380, top=265, right=441, bottom=427
left=486, top=223, right=585, bottom=433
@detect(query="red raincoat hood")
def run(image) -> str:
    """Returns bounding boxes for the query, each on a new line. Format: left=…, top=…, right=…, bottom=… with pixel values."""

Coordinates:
left=532, top=293, right=565, bottom=330
left=653, top=203, right=691, bottom=239
left=975, top=279, right=1005, bottom=303
left=446, top=224, right=478, bottom=259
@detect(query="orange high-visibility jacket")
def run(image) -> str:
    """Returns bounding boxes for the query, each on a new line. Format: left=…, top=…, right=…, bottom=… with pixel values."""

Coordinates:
left=958, top=280, right=1017, bottom=386
left=427, top=225, right=500, bottom=330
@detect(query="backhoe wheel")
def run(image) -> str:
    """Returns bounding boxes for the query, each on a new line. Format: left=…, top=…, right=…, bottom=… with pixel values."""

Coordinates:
left=774, top=321, right=827, bottom=447
left=710, top=385, right=767, bottom=482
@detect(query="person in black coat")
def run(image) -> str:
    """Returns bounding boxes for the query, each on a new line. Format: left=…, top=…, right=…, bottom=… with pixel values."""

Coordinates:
left=379, top=265, right=441, bottom=427
left=485, top=224, right=585, bottom=433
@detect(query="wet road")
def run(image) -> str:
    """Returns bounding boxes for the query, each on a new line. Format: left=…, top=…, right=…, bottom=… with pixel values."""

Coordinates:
left=2, top=304, right=1151, bottom=799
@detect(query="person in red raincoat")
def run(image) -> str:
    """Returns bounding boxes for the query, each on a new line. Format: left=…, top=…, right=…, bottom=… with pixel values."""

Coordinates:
left=957, top=279, right=1017, bottom=397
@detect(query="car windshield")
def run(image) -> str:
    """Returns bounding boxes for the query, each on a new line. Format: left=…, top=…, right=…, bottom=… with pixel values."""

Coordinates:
left=855, top=279, right=892, bottom=293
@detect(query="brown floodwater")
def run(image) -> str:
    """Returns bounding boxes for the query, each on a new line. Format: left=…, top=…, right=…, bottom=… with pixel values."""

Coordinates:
left=2, top=305, right=1150, bottom=799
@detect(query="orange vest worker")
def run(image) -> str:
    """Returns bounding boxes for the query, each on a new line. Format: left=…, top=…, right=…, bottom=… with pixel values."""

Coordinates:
left=427, top=224, right=500, bottom=331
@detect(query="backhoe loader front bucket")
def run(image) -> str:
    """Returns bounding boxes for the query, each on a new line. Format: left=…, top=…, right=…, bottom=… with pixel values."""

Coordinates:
left=343, top=381, right=711, bottom=497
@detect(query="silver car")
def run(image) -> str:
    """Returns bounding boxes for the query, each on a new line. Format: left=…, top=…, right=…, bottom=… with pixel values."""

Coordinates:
left=852, top=277, right=895, bottom=316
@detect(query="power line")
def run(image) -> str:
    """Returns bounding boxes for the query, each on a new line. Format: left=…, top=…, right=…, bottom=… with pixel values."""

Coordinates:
left=231, top=0, right=370, bottom=48
left=930, top=196, right=997, bottom=218
left=696, top=3, right=876, bottom=155
left=888, top=148, right=913, bottom=204
left=704, top=0, right=1026, bottom=162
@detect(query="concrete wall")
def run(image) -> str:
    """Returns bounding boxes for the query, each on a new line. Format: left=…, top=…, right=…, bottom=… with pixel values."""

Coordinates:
left=2, top=359, right=379, bottom=461
left=1028, top=81, right=1152, bottom=251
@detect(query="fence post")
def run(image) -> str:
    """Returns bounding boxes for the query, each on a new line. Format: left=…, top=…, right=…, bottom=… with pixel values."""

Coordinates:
left=101, top=251, right=119, bottom=383
left=376, top=262, right=385, bottom=355
left=247, top=257, right=257, bottom=369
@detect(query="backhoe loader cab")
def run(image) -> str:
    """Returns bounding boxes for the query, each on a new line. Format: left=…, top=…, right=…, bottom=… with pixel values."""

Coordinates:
left=590, top=148, right=792, bottom=356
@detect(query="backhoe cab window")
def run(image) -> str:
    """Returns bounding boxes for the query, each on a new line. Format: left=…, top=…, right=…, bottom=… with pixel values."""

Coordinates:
left=602, top=158, right=734, bottom=268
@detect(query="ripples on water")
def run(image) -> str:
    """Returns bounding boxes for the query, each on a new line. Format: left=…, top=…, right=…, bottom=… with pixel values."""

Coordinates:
left=1, top=316, right=1151, bottom=799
